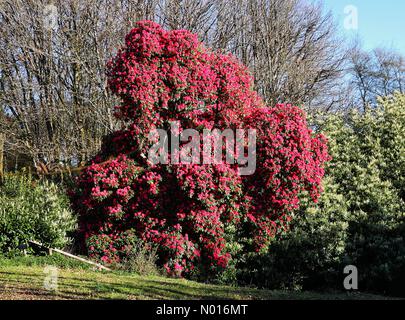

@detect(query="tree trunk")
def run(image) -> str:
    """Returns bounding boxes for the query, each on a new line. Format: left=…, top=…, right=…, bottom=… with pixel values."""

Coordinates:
left=0, top=133, right=4, bottom=182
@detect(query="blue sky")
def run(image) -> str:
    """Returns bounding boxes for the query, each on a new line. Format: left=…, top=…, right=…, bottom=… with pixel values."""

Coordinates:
left=321, top=0, right=405, bottom=54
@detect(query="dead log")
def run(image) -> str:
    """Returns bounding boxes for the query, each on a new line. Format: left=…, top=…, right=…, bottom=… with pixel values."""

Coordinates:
left=28, top=240, right=111, bottom=271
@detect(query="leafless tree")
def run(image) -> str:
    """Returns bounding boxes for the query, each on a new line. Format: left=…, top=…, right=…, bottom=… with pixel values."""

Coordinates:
left=0, top=0, right=348, bottom=172
left=349, top=42, right=405, bottom=111
left=0, top=0, right=159, bottom=170
left=155, top=0, right=347, bottom=111
left=225, top=0, right=347, bottom=111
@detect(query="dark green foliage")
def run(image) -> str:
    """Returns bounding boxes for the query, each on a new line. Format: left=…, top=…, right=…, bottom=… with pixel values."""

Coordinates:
left=238, top=94, right=405, bottom=296
left=237, top=177, right=349, bottom=290
left=0, top=174, right=77, bottom=255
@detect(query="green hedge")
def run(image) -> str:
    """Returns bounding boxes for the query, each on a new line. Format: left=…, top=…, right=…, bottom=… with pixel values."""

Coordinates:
left=0, top=174, right=77, bottom=255
left=238, top=93, right=405, bottom=296
left=237, top=176, right=349, bottom=290
left=322, top=94, right=405, bottom=295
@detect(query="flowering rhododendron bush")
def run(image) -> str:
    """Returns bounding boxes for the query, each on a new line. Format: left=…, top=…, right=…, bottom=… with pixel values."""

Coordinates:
left=70, top=21, right=330, bottom=278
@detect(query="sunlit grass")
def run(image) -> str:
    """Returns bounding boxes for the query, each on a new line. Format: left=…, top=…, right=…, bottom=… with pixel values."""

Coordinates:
left=0, top=255, right=396, bottom=300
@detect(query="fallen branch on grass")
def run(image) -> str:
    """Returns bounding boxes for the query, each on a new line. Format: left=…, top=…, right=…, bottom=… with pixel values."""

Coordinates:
left=28, top=240, right=111, bottom=271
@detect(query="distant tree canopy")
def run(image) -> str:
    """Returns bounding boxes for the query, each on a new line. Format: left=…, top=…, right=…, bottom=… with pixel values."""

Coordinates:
left=349, top=44, right=405, bottom=111
left=0, top=0, right=345, bottom=170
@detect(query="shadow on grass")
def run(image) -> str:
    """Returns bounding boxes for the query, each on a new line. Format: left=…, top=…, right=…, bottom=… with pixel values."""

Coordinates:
left=0, top=268, right=386, bottom=300
left=0, top=269, right=240, bottom=300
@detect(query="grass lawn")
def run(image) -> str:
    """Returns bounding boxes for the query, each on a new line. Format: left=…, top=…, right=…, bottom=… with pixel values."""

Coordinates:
left=0, top=254, right=398, bottom=300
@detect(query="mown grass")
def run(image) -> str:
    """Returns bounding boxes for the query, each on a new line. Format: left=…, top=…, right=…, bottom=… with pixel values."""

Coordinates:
left=0, top=254, right=397, bottom=300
